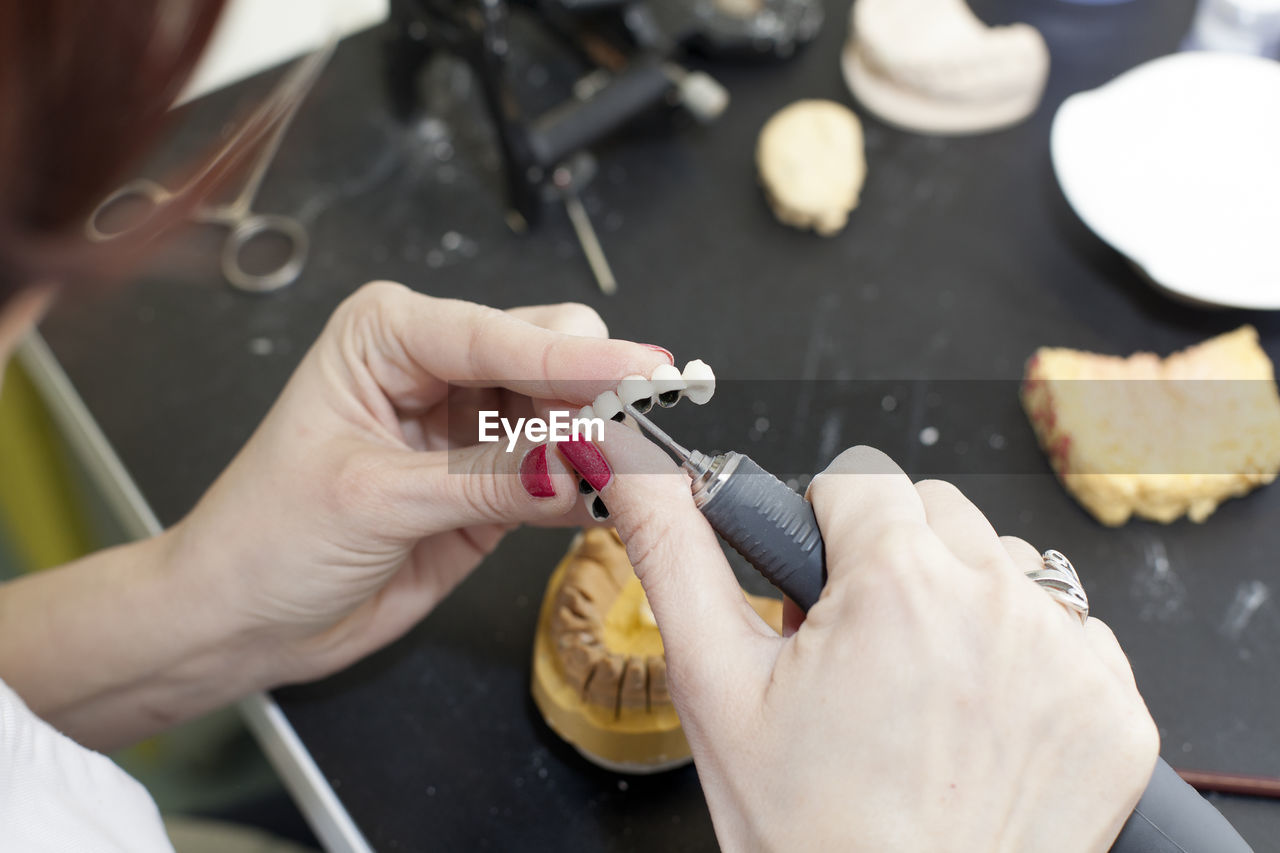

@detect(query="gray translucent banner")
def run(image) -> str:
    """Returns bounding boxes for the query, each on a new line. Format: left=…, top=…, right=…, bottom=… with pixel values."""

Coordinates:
left=444, top=379, right=1280, bottom=478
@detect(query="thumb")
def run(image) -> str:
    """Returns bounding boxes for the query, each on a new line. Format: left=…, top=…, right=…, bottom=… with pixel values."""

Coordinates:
left=424, top=438, right=581, bottom=530
left=591, top=422, right=769, bottom=697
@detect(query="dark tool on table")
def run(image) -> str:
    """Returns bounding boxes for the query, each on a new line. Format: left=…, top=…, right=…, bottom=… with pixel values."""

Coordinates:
left=387, top=0, right=727, bottom=294
left=623, top=0, right=824, bottom=60
left=1177, top=768, right=1280, bottom=799
left=86, top=39, right=333, bottom=294
left=623, top=403, right=1254, bottom=853
left=385, top=0, right=821, bottom=293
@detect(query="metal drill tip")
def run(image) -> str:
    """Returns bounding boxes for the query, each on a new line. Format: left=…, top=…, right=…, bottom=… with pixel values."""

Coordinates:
left=623, top=404, right=692, bottom=460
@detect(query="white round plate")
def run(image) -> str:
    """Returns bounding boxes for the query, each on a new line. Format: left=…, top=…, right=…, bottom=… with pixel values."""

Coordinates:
left=1051, top=52, right=1280, bottom=310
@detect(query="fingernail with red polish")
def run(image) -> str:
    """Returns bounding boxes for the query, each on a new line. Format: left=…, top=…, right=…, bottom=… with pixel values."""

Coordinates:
left=519, top=444, right=556, bottom=498
left=641, top=344, right=675, bottom=364
left=558, top=436, right=612, bottom=491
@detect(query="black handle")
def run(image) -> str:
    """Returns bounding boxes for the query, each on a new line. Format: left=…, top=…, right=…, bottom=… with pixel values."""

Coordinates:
left=697, top=454, right=827, bottom=610
left=1111, top=758, right=1253, bottom=852
left=527, top=60, right=672, bottom=168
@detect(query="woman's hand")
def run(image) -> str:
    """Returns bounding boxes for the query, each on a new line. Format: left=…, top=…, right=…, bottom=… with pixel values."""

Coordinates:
left=598, top=432, right=1159, bottom=852
left=172, top=282, right=672, bottom=689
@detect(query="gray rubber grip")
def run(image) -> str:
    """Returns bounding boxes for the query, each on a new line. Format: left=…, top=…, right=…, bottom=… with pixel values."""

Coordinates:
left=1111, top=758, right=1253, bottom=852
left=698, top=455, right=827, bottom=610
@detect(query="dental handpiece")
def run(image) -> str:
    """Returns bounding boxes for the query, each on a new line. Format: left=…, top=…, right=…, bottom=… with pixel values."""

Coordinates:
left=623, top=404, right=827, bottom=610
left=622, top=404, right=1253, bottom=853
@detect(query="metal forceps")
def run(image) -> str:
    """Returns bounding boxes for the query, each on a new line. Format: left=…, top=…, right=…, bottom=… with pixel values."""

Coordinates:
left=87, top=39, right=336, bottom=293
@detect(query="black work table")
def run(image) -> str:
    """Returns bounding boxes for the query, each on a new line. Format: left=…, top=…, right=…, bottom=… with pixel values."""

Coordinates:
left=34, top=0, right=1280, bottom=850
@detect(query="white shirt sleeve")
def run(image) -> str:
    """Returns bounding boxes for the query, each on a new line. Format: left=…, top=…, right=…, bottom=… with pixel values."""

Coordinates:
left=0, top=678, right=174, bottom=853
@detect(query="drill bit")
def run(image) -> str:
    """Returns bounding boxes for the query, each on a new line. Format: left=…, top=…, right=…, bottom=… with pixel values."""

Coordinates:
left=624, top=404, right=713, bottom=479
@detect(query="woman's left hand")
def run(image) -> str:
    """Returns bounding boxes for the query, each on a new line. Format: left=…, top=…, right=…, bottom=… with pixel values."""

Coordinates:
left=170, top=281, right=670, bottom=688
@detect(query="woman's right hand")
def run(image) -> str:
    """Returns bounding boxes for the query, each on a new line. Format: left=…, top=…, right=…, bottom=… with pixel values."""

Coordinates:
left=597, top=434, right=1158, bottom=851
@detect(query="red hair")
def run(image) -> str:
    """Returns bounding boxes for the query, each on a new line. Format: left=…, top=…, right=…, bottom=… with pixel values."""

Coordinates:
left=0, top=1, right=229, bottom=306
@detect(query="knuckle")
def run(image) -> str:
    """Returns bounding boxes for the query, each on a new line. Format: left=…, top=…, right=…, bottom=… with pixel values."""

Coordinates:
left=847, top=521, right=941, bottom=600
left=1085, top=616, right=1119, bottom=647
left=1000, top=535, right=1042, bottom=566
left=347, top=280, right=409, bottom=312
left=1084, top=671, right=1152, bottom=745
left=866, top=519, right=931, bottom=568
left=455, top=301, right=506, bottom=342
left=1001, top=534, right=1035, bottom=551
left=468, top=301, right=508, bottom=325
left=1075, top=654, right=1119, bottom=700
left=479, top=303, right=515, bottom=336
left=456, top=454, right=509, bottom=520
left=914, top=478, right=961, bottom=501
left=1121, top=706, right=1160, bottom=756
left=1101, top=694, right=1160, bottom=789
left=1131, top=713, right=1161, bottom=766
left=330, top=282, right=411, bottom=346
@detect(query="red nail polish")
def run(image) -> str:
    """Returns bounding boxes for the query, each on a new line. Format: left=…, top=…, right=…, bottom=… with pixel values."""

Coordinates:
left=641, top=344, right=675, bottom=364
left=557, top=436, right=612, bottom=491
left=519, top=445, right=556, bottom=498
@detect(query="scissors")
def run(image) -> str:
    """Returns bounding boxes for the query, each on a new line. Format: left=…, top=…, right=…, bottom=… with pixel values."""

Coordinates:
left=87, top=39, right=335, bottom=294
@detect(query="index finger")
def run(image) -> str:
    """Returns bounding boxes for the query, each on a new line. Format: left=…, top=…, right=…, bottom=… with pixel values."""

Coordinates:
left=806, top=445, right=934, bottom=580
left=372, top=283, right=673, bottom=405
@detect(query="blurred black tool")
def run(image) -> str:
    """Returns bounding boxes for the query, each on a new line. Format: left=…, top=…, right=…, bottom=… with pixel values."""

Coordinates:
left=385, top=0, right=821, bottom=292
left=624, top=0, right=824, bottom=60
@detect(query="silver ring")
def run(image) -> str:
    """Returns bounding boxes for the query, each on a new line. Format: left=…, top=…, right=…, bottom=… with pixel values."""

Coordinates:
left=1025, top=549, right=1089, bottom=625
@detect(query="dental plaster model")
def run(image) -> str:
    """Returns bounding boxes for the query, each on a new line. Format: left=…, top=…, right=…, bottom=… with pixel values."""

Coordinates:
left=756, top=100, right=866, bottom=236
left=531, top=528, right=782, bottom=773
left=1022, top=326, right=1280, bottom=526
left=577, top=360, right=716, bottom=521
left=842, top=0, right=1049, bottom=135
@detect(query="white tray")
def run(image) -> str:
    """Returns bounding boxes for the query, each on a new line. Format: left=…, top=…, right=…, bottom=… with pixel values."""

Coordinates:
left=1051, top=52, right=1280, bottom=310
